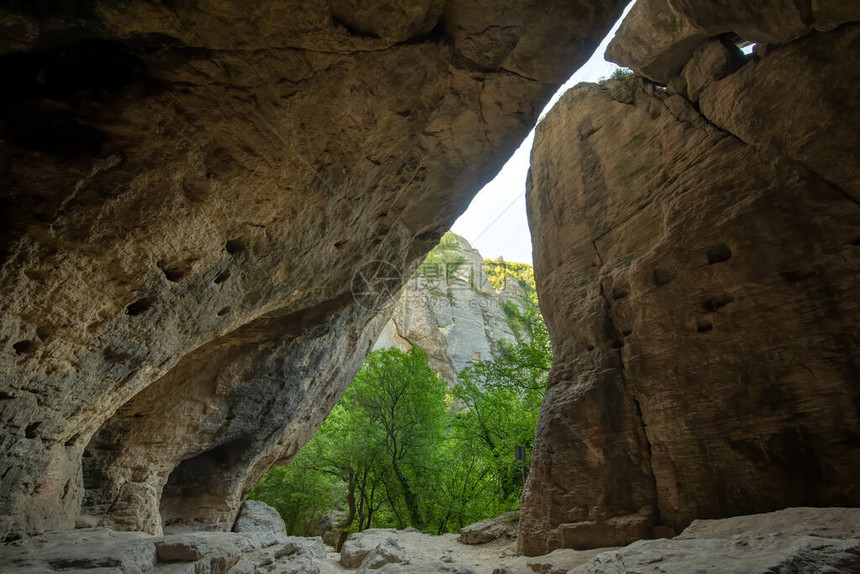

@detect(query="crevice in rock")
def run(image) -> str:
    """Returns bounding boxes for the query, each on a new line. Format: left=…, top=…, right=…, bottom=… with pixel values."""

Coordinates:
left=597, top=279, right=660, bottom=526
left=125, top=297, right=155, bottom=316
left=703, top=292, right=735, bottom=312
left=696, top=318, right=714, bottom=333
left=12, top=340, right=34, bottom=355
left=213, top=270, right=231, bottom=284
left=707, top=243, right=733, bottom=265
left=646, top=73, right=860, bottom=209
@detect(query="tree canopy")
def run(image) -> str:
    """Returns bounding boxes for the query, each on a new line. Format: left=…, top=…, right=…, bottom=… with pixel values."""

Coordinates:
left=249, top=312, right=552, bottom=545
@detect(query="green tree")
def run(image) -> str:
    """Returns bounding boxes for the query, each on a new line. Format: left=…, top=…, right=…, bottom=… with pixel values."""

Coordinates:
left=351, top=347, right=448, bottom=530
left=250, top=325, right=552, bottom=538
left=451, top=310, right=551, bottom=505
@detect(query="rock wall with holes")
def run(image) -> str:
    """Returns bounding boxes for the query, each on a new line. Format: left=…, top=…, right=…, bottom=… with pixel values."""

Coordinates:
left=519, top=3, right=860, bottom=557
left=0, top=0, right=628, bottom=539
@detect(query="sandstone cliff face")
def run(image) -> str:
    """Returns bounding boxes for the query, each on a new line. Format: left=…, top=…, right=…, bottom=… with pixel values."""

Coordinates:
left=374, top=235, right=529, bottom=382
left=0, top=0, right=627, bottom=539
left=520, top=14, right=860, bottom=556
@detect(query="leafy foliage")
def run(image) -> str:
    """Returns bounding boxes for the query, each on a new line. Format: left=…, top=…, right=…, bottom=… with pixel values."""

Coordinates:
left=250, top=311, right=552, bottom=543
left=418, top=232, right=467, bottom=281
left=608, top=67, right=634, bottom=81
left=484, top=257, right=537, bottom=303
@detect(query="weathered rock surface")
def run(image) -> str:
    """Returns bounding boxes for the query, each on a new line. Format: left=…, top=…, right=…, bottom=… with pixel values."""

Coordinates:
left=459, top=511, right=519, bottom=545
left=374, top=234, right=528, bottom=381
left=338, top=527, right=516, bottom=573
left=341, top=530, right=403, bottom=569
left=5, top=507, right=856, bottom=573
left=233, top=500, right=288, bottom=537
left=606, top=0, right=860, bottom=82
left=0, top=0, right=627, bottom=539
left=570, top=508, right=860, bottom=574
left=677, top=507, right=860, bottom=542
left=373, top=561, right=476, bottom=574
left=492, top=547, right=611, bottom=574
left=522, top=21, right=860, bottom=555
left=357, top=537, right=405, bottom=571
left=0, top=501, right=326, bottom=573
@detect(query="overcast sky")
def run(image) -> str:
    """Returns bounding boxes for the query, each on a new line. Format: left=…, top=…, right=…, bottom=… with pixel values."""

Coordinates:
left=450, top=2, right=635, bottom=264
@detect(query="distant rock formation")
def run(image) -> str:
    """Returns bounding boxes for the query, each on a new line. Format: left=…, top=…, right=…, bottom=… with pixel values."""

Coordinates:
left=374, top=234, right=532, bottom=382
left=520, top=6, right=860, bottom=557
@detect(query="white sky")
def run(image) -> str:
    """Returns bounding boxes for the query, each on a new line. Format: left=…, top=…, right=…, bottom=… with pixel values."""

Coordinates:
left=451, top=2, right=636, bottom=265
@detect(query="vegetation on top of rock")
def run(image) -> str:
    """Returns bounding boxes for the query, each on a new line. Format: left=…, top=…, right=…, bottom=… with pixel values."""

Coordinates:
left=418, top=232, right=467, bottom=281
left=485, top=258, right=536, bottom=300
left=601, top=68, right=634, bottom=83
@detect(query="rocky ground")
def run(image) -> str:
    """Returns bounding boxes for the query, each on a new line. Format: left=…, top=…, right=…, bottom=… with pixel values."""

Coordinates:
left=1, top=503, right=858, bottom=573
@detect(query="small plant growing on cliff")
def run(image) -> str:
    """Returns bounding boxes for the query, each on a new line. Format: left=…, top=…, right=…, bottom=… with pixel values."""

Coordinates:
left=599, top=67, right=636, bottom=104
left=419, top=232, right=466, bottom=281
left=600, top=67, right=633, bottom=84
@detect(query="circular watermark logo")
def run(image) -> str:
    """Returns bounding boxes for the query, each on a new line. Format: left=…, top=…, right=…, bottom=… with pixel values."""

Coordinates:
left=351, top=260, right=402, bottom=311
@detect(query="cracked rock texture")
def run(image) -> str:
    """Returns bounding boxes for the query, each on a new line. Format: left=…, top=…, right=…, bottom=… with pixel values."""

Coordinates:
left=0, top=0, right=627, bottom=539
left=521, top=19, right=860, bottom=555
left=569, top=507, right=860, bottom=574
left=0, top=500, right=328, bottom=573
left=606, top=0, right=860, bottom=83
left=374, top=234, right=526, bottom=382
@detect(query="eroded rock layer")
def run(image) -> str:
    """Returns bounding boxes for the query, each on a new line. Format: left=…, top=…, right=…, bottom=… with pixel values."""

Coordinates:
left=521, top=19, right=860, bottom=555
left=374, top=234, right=527, bottom=382
left=0, top=0, right=627, bottom=539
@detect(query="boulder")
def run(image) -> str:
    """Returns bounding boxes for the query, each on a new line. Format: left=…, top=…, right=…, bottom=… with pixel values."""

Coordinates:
left=0, top=526, right=328, bottom=573
left=341, top=529, right=400, bottom=568
left=681, top=38, right=741, bottom=104
left=569, top=508, right=860, bottom=574
left=458, top=511, right=520, bottom=545
left=677, top=507, right=860, bottom=541
left=521, top=23, right=860, bottom=555
left=233, top=501, right=287, bottom=536
left=358, top=537, right=405, bottom=571
left=605, top=0, right=860, bottom=82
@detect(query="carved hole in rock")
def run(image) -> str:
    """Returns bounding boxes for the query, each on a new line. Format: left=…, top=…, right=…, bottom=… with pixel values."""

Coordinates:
left=612, top=286, right=629, bottom=300
left=157, top=260, right=187, bottom=282
left=213, top=270, right=231, bottom=284
left=25, top=422, right=41, bottom=439
left=622, top=329, right=633, bottom=337
left=12, top=340, right=34, bottom=355
left=126, top=297, right=155, bottom=316
left=334, top=240, right=348, bottom=249
left=779, top=269, right=816, bottom=283
left=609, top=340, right=625, bottom=349
left=586, top=344, right=595, bottom=352
left=224, top=238, right=245, bottom=255
left=707, top=244, right=732, bottom=264
left=217, top=306, right=231, bottom=317
left=703, top=293, right=735, bottom=312
left=653, top=268, right=675, bottom=287
left=65, top=434, right=79, bottom=447
left=697, top=318, right=714, bottom=333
